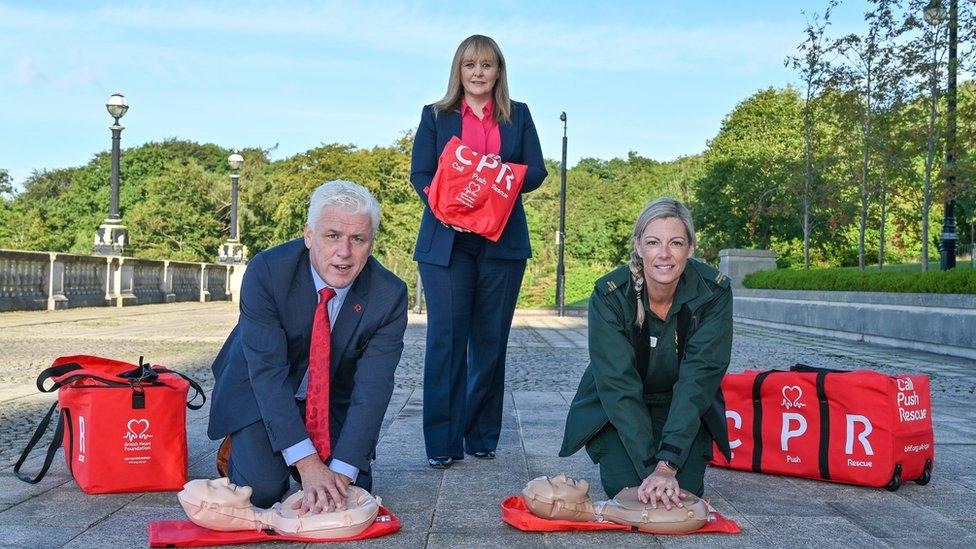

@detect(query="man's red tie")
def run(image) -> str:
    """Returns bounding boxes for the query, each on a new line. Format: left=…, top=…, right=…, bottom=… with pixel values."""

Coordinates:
left=306, top=287, right=336, bottom=461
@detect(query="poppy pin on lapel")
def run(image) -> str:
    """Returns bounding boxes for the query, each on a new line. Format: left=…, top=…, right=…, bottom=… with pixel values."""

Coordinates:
left=354, top=303, right=363, bottom=313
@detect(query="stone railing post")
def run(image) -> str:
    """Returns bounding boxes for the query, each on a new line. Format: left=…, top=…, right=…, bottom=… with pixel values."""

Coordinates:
left=718, top=249, right=778, bottom=290
left=102, top=255, right=116, bottom=304
left=47, top=253, right=68, bottom=310
left=116, top=257, right=137, bottom=307
left=199, top=264, right=210, bottom=302
left=162, top=260, right=176, bottom=303
left=227, top=263, right=247, bottom=304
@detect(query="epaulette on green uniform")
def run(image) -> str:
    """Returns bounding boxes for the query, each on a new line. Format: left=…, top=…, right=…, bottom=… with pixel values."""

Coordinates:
left=686, top=258, right=732, bottom=290
left=595, top=265, right=632, bottom=296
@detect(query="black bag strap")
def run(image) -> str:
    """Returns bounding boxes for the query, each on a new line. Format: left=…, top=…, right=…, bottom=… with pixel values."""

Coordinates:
left=35, top=363, right=83, bottom=392
left=751, top=366, right=834, bottom=480
left=751, top=370, right=774, bottom=473
left=13, top=402, right=65, bottom=484
left=791, top=363, right=844, bottom=374
left=815, top=370, right=831, bottom=480
left=154, top=367, right=206, bottom=410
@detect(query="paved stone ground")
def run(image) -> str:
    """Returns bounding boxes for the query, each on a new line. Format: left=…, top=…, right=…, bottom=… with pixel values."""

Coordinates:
left=0, top=302, right=973, bottom=548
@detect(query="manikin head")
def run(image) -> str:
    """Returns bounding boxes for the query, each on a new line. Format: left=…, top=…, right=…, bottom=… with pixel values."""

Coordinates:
left=198, top=477, right=253, bottom=508
left=178, top=478, right=380, bottom=539
left=522, top=474, right=708, bottom=533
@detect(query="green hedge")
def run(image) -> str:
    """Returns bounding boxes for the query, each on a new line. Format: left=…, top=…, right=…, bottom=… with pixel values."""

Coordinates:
left=743, top=266, right=976, bottom=294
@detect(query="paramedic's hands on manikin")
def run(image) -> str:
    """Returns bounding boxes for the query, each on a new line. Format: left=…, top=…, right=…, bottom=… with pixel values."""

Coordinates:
left=638, top=461, right=684, bottom=510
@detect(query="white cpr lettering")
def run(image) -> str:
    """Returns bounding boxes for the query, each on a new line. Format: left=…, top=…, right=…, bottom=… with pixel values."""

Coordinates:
left=454, top=144, right=474, bottom=166
left=726, top=410, right=742, bottom=450
left=475, top=154, right=499, bottom=174
left=845, top=415, right=874, bottom=455
left=781, top=413, right=807, bottom=451
left=79, top=415, right=86, bottom=455
left=494, top=163, right=516, bottom=191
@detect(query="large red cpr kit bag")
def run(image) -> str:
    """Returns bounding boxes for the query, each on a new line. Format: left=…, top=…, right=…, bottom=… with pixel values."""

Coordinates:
left=14, top=355, right=204, bottom=494
left=426, top=135, right=527, bottom=242
left=710, top=364, right=933, bottom=490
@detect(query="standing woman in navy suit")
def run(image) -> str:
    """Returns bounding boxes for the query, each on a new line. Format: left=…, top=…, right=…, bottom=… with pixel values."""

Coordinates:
left=411, top=34, right=547, bottom=468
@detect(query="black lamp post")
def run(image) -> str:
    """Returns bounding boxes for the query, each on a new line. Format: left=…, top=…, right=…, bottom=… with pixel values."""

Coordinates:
left=925, top=0, right=958, bottom=270
left=555, top=112, right=568, bottom=316
left=228, top=153, right=243, bottom=242
left=93, top=92, right=129, bottom=255
left=218, top=152, right=248, bottom=264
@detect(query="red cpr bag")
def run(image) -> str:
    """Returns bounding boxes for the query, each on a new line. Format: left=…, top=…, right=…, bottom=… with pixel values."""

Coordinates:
left=14, top=355, right=205, bottom=494
left=710, top=364, right=934, bottom=490
left=426, top=135, right=527, bottom=242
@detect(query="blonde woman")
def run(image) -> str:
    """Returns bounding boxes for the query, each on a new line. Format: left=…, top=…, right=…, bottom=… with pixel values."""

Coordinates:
left=410, top=35, right=547, bottom=468
left=559, top=198, right=733, bottom=508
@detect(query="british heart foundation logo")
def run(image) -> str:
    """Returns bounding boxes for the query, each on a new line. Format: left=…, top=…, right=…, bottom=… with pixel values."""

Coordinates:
left=123, top=419, right=153, bottom=442
left=781, top=386, right=805, bottom=409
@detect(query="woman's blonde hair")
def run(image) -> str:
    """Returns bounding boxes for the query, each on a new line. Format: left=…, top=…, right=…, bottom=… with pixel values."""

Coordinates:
left=434, top=34, right=511, bottom=124
left=629, top=197, right=696, bottom=328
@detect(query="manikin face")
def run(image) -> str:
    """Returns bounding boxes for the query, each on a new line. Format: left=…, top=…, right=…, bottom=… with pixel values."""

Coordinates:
left=460, top=52, right=498, bottom=103
left=304, top=205, right=374, bottom=289
left=201, top=477, right=253, bottom=508
left=634, top=217, right=694, bottom=291
left=549, top=474, right=589, bottom=498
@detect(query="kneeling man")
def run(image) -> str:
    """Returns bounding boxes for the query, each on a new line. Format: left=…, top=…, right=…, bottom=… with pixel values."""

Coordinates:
left=208, top=180, right=408, bottom=513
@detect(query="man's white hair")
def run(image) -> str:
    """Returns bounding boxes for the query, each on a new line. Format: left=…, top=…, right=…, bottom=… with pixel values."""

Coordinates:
left=306, top=180, right=381, bottom=233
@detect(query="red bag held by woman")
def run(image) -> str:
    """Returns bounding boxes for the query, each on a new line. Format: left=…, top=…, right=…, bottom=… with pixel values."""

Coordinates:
left=426, top=136, right=527, bottom=242
left=14, top=355, right=205, bottom=494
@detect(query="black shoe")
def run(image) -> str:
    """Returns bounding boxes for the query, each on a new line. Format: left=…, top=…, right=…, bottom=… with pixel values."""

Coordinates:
left=427, top=456, right=453, bottom=469
left=471, top=450, right=495, bottom=460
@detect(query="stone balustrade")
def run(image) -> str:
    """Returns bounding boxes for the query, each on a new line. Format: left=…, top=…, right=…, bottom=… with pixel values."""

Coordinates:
left=0, top=249, right=244, bottom=312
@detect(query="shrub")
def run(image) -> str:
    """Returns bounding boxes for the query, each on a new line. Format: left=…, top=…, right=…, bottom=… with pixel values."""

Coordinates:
left=743, top=265, right=976, bottom=294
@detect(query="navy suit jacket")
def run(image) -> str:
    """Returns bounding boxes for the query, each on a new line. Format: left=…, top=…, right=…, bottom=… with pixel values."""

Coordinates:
left=207, top=238, right=408, bottom=472
left=410, top=100, right=548, bottom=266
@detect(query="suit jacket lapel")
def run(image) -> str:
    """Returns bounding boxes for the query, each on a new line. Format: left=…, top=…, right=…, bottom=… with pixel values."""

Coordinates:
left=444, top=109, right=462, bottom=142
left=294, top=250, right=318, bottom=342
left=329, top=259, right=371, bottom=374
left=499, top=116, right=515, bottom=161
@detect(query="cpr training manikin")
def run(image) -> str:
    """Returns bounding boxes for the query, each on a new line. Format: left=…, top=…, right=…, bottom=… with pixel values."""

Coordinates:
left=177, top=478, right=380, bottom=539
left=521, top=474, right=709, bottom=533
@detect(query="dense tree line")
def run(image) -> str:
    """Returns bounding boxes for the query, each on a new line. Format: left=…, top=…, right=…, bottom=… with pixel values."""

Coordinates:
left=1, top=1, right=973, bottom=305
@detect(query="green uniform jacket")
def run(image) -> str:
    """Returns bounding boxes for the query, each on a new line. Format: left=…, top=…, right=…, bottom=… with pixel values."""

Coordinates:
left=558, top=259, right=733, bottom=480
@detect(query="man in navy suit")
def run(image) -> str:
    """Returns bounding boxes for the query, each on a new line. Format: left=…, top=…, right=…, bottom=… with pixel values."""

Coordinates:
left=208, top=180, right=408, bottom=513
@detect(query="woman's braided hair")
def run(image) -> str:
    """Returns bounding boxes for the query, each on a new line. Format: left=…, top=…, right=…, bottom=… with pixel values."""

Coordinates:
left=629, top=197, right=696, bottom=328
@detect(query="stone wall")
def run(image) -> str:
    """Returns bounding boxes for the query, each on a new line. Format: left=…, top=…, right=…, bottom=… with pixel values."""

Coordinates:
left=0, top=249, right=243, bottom=312
left=717, top=248, right=975, bottom=359
left=733, top=288, right=976, bottom=360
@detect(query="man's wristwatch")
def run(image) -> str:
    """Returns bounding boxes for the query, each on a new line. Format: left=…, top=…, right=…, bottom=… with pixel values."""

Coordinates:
left=658, top=460, right=678, bottom=473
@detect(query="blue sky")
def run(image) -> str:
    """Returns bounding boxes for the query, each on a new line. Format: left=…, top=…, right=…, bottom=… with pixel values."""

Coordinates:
left=1, top=1, right=877, bottom=190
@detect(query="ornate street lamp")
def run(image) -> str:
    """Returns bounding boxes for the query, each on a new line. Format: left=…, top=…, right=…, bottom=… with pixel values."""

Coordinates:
left=924, top=0, right=958, bottom=270
left=93, top=92, right=129, bottom=255
left=218, top=152, right=248, bottom=264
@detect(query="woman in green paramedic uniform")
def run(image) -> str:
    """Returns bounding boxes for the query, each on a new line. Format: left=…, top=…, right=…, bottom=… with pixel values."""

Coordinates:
left=559, top=197, right=733, bottom=510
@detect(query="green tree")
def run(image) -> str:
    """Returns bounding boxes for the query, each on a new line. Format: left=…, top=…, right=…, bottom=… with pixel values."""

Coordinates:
left=694, top=87, right=804, bottom=260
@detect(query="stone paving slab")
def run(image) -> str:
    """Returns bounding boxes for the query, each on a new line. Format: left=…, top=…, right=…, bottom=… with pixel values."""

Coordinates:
left=0, top=302, right=973, bottom=548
